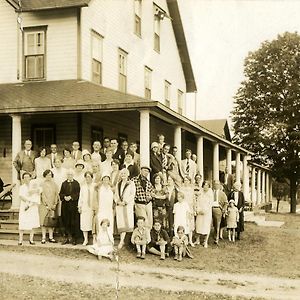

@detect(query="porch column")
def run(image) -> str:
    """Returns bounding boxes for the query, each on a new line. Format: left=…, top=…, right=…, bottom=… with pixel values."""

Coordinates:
left=226, top=148, right=232, bottom=174
left=174, top=126, right=182, bottom=161
left=257, top=169, right=261, bottom=204
left=196, top=136, right=203, bottom=177
left=262, top=171, right=266, bottom=203
left=235, top=152, right=241, bottom=183
left=251, top=167, right=256, bottom=206
left=242, top=155, right=250, bottom=202
left=139, top=110, right=150, bottom=167
left=213, top=142, right=219, bottom=181
left=266, top=173, right=270, bottom=202
left=11, top=115, right=22, bottom=209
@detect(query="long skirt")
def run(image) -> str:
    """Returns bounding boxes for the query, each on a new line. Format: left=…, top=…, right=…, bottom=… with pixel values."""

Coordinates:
left=115, top=204, right=134, bottom=233
left=61, top=200, right=80, bottom=238
left=195, top=212, right=212, bottom=235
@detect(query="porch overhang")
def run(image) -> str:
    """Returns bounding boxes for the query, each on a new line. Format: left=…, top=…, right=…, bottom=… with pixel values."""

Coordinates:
left=0, top=79, right=250, bottom=155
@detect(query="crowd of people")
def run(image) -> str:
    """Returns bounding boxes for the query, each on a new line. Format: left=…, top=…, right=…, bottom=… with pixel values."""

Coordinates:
left=13, top=134, right=245, bottom=261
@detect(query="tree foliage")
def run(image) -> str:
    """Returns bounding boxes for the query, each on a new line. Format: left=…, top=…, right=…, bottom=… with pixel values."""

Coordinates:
left=232, top=32, right=300, bottom=212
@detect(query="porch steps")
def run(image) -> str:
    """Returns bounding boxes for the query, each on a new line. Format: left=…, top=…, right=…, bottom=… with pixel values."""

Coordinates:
left=0, top=209, right=19, bottom=220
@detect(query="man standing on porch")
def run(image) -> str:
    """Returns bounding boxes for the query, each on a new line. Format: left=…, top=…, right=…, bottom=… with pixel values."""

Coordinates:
left=181, top=149, right=197, bottom=183
left=72, top=141, right=82, bottom=162
left=47, top=144, right=58, bottom=168
left=133, top=166, right=154, bottom=228
left=13, top=140, right=36, bottom=181
left=91, top=141, right=106, bottom=164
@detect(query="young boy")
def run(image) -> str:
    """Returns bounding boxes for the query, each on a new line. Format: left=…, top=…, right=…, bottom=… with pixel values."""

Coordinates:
left=171, top=226, right=189, bottom=261
left=131, top=216, right=151, bottom=259
left=148, top=219, right=170, bottom=260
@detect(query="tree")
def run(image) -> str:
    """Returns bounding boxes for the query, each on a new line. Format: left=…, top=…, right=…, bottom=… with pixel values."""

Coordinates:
left=232, top=32, right=300, bottom=213
left=272, top=180, right=289, bottom=213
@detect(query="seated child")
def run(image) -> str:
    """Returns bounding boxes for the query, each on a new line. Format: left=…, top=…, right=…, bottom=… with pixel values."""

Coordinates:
left=171, top=226, right=189, bottom=261
left=131, top=216, right=151, bottom=259
left=87, top=218, right=115, bottom=261
left=226, top=200, right=239, bottom=242
left=148, top=219, right=171, bottom=260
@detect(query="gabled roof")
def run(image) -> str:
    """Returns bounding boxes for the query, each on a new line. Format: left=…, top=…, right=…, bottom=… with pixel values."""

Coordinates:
left=167, top=0, right=197, bottom=93
left=196, top=119, right=232, bottom=141
left=6, top=0, right=90, bottom=12
left=0, top=80, right=153, bottom=113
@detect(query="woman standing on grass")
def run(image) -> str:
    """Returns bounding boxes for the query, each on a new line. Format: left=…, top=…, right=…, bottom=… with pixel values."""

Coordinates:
left=18, top=172, right=41, bottom=245
left=114, top=168, right=136, bottom=249
left=39, top=169, right=59, bottom=244
left=195, top=180, right=213, bottom=248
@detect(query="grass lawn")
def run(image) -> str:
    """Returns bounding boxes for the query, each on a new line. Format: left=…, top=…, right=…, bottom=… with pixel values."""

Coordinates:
left=0, top=273, right=264, bottom=300
left=1, top=213, right=299, bottom=279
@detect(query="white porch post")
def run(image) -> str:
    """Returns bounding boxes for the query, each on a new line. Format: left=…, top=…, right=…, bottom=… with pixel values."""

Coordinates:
left=262, top=171, right=266, bottom=203
left=213, top=142, right=219, bottom=181
left=11, top=115, right=22, bottom=209
left=235, top=152, right=241, bottom=183
left=226, top=148, right=232, bottom=174
left=251, top=167, right=256, bottom=206
left=266, top=173, right=270, bottom=202
left=196, top=136, right=203, bottom=177
left=242, top=155, right=250, bottom=202
left=257, top=169, right=261, bottom=204
left=139, top=110, right=150, bottom=167
left=174, top=126, right=182, bottom=161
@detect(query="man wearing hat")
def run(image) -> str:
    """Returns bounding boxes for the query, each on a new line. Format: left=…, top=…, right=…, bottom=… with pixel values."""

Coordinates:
left=150, top=142, right=163, bottom=182
left=132, top=166, right=154, bottom=228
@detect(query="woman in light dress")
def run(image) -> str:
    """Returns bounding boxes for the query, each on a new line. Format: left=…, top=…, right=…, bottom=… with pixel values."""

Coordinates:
left=82, top=149, right=93, bottom=173
left=94, top=175, right=114, bottom=235
left=110, top=159, right=120, bottom=191
left=78, top=171, right=95, bottom=245
left=39, top=169, right=59, bottom=244
left=62, top=147, right=75, bottom=169
left=100, top=148, right=113, bottom=178
left=34, top=147, right=51, bottom=181
left=180, top=176, right=195, bottom=247
left=195, top=180, right=213, bottom=248
left=114, top=168, right=136, bottom=249
left=73, top=159, right=86, bottom=186
left=18, top=172, right=41, bottom=245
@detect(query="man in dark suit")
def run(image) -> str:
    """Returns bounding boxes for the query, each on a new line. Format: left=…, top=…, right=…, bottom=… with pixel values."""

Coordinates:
left=13, top=139, right=36, bottom=181
left=59, top=169, right=81, bottom=245
left=71, top=141, right=82, bottom=162
left=220, top=167, right=233, bottom=196
left=228, top=182, right=245, bottom=240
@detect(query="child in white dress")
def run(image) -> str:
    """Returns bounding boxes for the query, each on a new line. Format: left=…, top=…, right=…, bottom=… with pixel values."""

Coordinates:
left=87, top=219, right=115, bottom=260
left=226, top=200, right=239, bottom=242
left=171, top=226, right=189, bottom=261
left=173, top=191, right=191, bottom=237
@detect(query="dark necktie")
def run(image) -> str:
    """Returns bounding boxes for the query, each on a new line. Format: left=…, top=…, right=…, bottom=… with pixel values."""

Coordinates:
left=186, top=159, right=190, bottom=173
left=162, top=154, right=167, bottom=168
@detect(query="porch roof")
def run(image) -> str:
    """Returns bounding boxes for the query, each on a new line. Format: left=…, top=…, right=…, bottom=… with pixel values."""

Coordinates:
left=0, top=79, right=251, bottom=155
left=6, top=0, right=91, bottom=11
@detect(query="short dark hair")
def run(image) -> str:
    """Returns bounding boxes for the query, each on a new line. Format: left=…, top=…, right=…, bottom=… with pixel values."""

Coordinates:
left=177, top=226, right=185, bottom=233
left=84, top=171, right=93, bottom=178
left=153, top=219, right=161, bottom=225
left=136, top=216, right=145, bottom=223
left=22, top=172, right=32, bottom=179
left=43, top=169, right=53, bottom=178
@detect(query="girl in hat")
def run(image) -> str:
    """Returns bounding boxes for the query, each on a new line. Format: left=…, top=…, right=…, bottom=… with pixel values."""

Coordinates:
left=226, top=199, right=239, bottom=242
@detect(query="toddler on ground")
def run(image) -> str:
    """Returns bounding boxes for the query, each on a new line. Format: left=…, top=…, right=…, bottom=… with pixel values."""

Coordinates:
left=171, top=226, right=189, bottom=261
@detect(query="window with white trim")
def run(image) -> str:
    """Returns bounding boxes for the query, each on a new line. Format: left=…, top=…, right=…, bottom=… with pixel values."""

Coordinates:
left=164, top=80, right=171, bottom=107
left=91, top=30, right=103, bottom=84
left=118, top=49, right=127, bottom=93
left=24, top=28, right=46, bottom=80
left=154, top=14, right=160, bottom=52
left=134, top=0, right=142, bottom=36
left=178, top=89, right=184, bottom=114
left=145, top=66, right=152, bottom=99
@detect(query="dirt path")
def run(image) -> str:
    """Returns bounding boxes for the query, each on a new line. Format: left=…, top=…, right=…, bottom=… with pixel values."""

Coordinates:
left=0, top=250, right=299, bottom=300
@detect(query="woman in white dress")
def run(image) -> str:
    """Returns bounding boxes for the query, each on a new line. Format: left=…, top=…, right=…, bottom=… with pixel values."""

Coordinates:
left=73, top=159, right=86, bottom=186
left=110, top=159, right=120, bottom=192
left=195, top=180, right=213, bottom=248
left=18, top=172, right=41, bottom=245
left=100, top=148, right=113, bottom=178
left=114, top=168, right=136, bottom=249
left=82, top=149, right=93, bottom=173
left=62, top=148, right=75, bottom=170
left=34, top=147, right=51, bottom=181
left=78, top=171, right=95, bottom=245
left=94, top=175, right=114, bottom=235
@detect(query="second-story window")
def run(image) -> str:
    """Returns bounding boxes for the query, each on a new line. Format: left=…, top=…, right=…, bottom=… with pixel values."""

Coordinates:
left=24, top=27, right=46, bottom=80
left=164, top=80, right=171, bottom=107
left=119, top=49, right=127, bottom=93
left=134, top=0, right=142, bottom=36
left=145, top=66, right=152, bottom=99
left=154, top=14, right=160, bottom=52
left=91, top=30, right=103, bottom=85
left=178, top=89, right=184, bottom=114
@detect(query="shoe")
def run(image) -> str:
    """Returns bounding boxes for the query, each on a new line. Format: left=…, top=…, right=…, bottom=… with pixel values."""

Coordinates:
left=174, top=254, right=178, bottom=260
left=203, top=243, right=208, bottom=248
left=72, top=240, right=77, bottom=245
left=160, top=253, right=165, bottom=260
left=141, top=253, right=145, bottom=259
left=219, top=237, right=224, bottom=240
left=190, top=242, right=195, bottom=248
left=82, top=240, right=88, bottom=246
left=41, top=240, right=46, bottom=244
left=194, top=240, right=200, bottom=245
left=29, top=241, right=35, bottom=245
left=62, top=239, right=69, bottom=245
left=18, top=242, right=22, bottom=246
left=117, top=241, right=124, bottom=250
left=49, top=238, right=57, bottom=243
left=136, top=252, right=141, bottom=258
left=97, top=255, right=102, bottom=260
left=214, top=240, right=219, bottom=245
left=178, top=255, right=182, bottom=262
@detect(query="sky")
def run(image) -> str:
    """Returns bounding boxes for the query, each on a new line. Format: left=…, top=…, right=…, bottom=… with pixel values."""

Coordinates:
left=180, top=0, right=300, bottom=121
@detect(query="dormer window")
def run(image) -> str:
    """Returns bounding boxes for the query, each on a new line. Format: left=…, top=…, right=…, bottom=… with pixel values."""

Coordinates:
left=23, top=27, right=47, bottom=80
left=134, top=0, right=142, bottom=36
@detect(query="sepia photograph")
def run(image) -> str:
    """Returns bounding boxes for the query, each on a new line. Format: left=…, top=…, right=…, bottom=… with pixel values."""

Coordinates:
left=0, top=0, right=299, bottom=299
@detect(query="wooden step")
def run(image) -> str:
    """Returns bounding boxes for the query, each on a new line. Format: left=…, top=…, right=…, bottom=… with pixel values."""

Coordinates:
left=0, top=219, right=19, bottom=230
left=0, top=209, right=19, bottom=220
left=0, top=228, right=42, bottom=240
